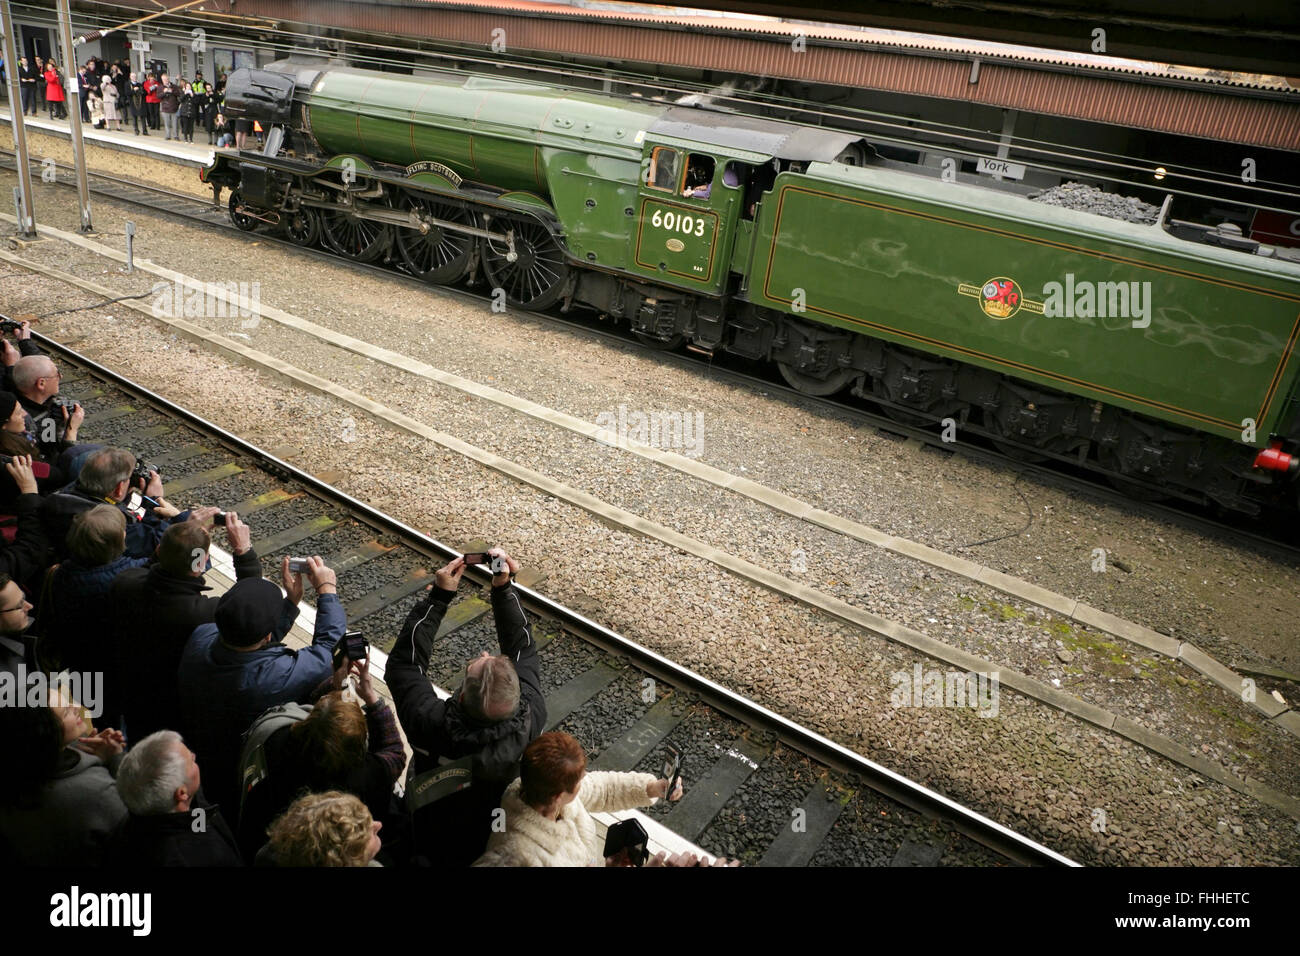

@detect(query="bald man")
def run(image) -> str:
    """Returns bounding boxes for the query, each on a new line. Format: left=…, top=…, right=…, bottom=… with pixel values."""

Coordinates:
left=12, top=353, right=87, bottom=462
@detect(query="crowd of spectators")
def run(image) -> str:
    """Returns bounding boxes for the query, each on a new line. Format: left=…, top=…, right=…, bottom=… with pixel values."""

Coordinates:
left=0, top=322, right=725, bottom=867
left=11, top=54, right=236, bottom=146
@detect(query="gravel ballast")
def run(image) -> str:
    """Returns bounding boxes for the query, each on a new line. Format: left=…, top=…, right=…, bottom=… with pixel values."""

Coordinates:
left=5, top=179, right=1299, bottom=866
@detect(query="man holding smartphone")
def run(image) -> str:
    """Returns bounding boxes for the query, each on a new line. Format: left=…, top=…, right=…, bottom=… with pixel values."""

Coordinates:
left=177, top=556, right=345, bottom=811
left=387, top=546, right=546, bottom=866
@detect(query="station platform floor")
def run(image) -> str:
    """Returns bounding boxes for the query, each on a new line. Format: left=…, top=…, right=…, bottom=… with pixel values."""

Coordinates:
left=0, top=100, right=216, bottom=167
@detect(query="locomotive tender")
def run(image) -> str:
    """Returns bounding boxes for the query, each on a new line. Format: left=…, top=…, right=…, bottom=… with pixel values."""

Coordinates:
left=202, top=62, right=1300, bottom=514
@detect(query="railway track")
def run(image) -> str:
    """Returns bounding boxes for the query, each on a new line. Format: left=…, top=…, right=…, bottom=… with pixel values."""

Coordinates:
left=5, top=150, right=1294, bottom=564
left=31, top=328, right=1075, bottom=867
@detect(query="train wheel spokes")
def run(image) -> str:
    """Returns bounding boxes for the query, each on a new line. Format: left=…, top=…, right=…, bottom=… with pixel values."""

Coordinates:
left=778, top=362, right=857, bottom=396
left=281, top=207, right=320, bottom=247
left=320, top=206, right=391, bottom=262
left=480, top=216, right=570, bottom=311
left=393, top=193, right=476, bottom=285
left=229, top=190, right=260, bottom=232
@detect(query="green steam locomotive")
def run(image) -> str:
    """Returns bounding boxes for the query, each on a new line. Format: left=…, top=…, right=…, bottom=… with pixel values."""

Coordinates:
left=202, top=62, right=1300, bottom=514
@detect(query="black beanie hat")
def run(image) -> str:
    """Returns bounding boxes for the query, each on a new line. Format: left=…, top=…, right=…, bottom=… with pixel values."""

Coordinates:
left=0, top=392, right=18, bottom=423
left=215, top=578, right=284, bottom=648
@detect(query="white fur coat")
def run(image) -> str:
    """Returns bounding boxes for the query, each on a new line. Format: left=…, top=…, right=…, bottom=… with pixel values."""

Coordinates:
left=474, top=771, right=657, bottom=867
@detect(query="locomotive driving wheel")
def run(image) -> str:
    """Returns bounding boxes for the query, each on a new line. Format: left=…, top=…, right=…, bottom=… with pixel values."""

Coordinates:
left=392, top=192, right=476, bottom=285
left=320, top=204, right=392, bottom=263
left=480, top=215, right=570, bottom=311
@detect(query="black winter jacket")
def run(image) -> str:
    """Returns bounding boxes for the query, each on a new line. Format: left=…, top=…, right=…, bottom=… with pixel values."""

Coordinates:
left=43, top=486, right=189, bottom=563
left=0, top=492, right=51, bottom=594
left=41, top=552, right=152, bottom=727
left=106, top=795, right=243, bottom=867
left=110, top=546, right=261, bottom=742
left=386, top=581, right=545, bottom=865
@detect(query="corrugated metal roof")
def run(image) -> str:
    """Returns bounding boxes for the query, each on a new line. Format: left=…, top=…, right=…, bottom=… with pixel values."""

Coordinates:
left=87, top=0, right=1300, bottom=149
left=391, top=0, right=1300, bottom=94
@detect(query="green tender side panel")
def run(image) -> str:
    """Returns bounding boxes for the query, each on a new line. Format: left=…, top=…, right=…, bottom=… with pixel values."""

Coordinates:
left=750, top=172, right=1300, bottom=443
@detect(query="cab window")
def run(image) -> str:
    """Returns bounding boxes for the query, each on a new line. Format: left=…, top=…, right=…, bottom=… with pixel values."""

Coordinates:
left=680, top=154, right=716, bottom=199
left=647, top=147, right=680, bottom=192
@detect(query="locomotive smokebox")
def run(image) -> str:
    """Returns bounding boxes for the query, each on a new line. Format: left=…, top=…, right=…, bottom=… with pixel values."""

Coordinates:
left=223, top=68, right=296, bottom=127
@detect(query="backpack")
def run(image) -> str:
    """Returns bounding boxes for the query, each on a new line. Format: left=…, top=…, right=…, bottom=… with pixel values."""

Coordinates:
left=405, top=754, right=474, bottom=813
left=235, top=701, right=312, bottom=821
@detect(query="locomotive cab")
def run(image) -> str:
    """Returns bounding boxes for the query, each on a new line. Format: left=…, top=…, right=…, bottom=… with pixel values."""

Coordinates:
left=631, top=141, right=749, bottom=294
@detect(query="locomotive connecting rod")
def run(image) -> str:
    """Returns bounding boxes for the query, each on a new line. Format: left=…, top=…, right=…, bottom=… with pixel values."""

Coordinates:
left=296, top=197, right=519, bottom=253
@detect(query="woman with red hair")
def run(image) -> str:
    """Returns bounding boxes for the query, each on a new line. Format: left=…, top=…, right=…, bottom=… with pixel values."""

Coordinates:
left=474, top=731, right=682, bottom=867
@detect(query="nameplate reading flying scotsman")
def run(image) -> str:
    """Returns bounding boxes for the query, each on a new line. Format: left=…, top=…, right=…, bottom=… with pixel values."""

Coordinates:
left=405, top=161, right=463, bottom=187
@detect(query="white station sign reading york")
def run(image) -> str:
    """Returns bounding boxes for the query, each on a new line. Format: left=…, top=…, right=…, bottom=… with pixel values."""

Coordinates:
left=977, top=157, right=1027, bottom=180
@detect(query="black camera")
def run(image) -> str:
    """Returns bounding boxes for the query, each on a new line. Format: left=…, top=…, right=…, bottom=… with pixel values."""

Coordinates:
left=331, top=630, right=370, bottom=669
left=0, top=319, right=23, bottom=334
left=50, top=396, right=76, bottom=412
left=602, top=818, right=649, bottom=866
left=132, top=458, right=157, bottom=486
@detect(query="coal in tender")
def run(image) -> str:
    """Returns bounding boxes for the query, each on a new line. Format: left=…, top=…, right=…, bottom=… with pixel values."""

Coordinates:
left=1028, top=181, right=1161, bottom=224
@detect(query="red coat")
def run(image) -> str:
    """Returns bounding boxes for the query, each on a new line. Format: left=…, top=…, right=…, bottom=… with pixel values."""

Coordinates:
left=44, top=68, right=64, bottom=102
left=144, top=77, right=160, bottom=103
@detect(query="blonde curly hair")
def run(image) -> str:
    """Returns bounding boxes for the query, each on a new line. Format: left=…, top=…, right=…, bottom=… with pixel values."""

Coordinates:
left=267, top=791, right=374, bottom=867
